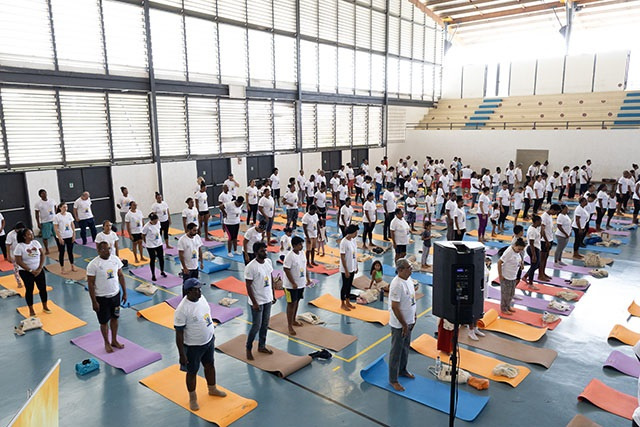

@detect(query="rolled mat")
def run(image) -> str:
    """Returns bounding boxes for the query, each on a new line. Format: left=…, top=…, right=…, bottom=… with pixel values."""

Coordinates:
left=71, top=330, right=162, bottom=373
left=0, top=259, right=14, bottom=272
left=0, top=274, right=52, bottom=297
left=216, top=334, right=312, bottom=378
left=212, top=276, right=285, bottom=299
left=165, top=295, right=242, bottom=324
left=410, top=334, right=530, bottom=387
left=608, top=324, right=640, bottom=346
left=118, top=248, right=150, bottom=266
left=533, top=274, right=591, bottom=291
left=628, top=301, right=640, bottom=317
left=359, top=354, right=489, bottom=422
left=121, top=289, right=152, bottom=308
left=140, top=364, right=257, bottom=426
left=129, top=267, right=183, bottom=289
left=458, top=331, right=557, bottom=368
left=478, top=309, right=547, bottom=342
left=578, top=378, right=636, bottom=420
left=484, top=301, right=560, bottom=330
left=307, top=263, right=339, bottom=276
left=516, top=280, right=584, bottom=301
left=486, top=286, right=574, bottom=316
left=603, top=350, right=640, bottom=378
left=268, top=312, right=357, bottom=352
left=524, top=256, right=592, bottom=275
left=200, top=260, right=232, bottom=274
left=137, top=303, right=176, bottom=330
left=212, top=246, right=245, bottom=263
left=45, top=263, right=87, bottom=282
left=16, top=301, right=87, bottom=335
left=566, top=414, right=602, bottom=427
left=309, top=294, right=390, bottom=326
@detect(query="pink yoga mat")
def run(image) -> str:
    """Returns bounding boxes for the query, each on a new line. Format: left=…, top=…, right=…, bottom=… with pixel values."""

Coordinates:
left=606, top=230, right=631, bottom=237
left=524, top=256, right=592, bottom=275
left=165, top=295, right=242, bottom=324
left=71, top=330, right=162, bottom=373
left=604, top=350, right=640, bottom=378
left=533, top=274, right=591, bottom=291
left=487, top=286, right=574, bottom=316
left=75, top=239, right=97, bottom=249
left=129, top=267, right=183, bottom=289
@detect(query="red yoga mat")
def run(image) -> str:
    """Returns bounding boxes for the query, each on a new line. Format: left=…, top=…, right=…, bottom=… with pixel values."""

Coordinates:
left=483, top=301, right=561, bottom=330
left=578, top=378, right=636, bottom=420
left=212, top=276, right=285, bottom=299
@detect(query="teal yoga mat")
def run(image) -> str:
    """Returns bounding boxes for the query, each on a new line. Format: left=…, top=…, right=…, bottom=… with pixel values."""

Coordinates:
left=382, top=264, right=433, bottom=285
left=360, top=355, right=489, bottom=422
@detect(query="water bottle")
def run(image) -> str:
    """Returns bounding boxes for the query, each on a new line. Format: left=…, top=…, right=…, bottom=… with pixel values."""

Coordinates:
left=435, top=356, right=442, bottom=376
left=227, top=292, right=232, bottom=299
left=379, top=288, right=384, bottom=301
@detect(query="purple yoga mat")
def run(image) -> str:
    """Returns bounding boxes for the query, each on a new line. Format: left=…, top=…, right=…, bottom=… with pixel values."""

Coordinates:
left=606, top=230, right=631, bottom=237
left=129, top=267, right=183, bottom=289
left=71, top=331, right=162, bottom=374
left=202, top=239, right=225, bottom=248
left=164, top=247, right=179, bottom=256
left=524, top=256, right=592, bottom=275
left=75, top=239, right=97, bottom=249
left=604, top=350, right=640, bottom=378
left=486, top=248, right=498, bottom=256
left=272, top=269, right=319, bottom=287
left=533, top=273, right=591, bottom=291
left=487, top=286, right=574, bottom=316
left=611, top=218, right=632, bottom=225
left=165, top=295, right=243, bottom=324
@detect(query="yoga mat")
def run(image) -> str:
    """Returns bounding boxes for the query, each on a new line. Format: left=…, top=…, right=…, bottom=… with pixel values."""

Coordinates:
left=168, top=227, right=183, bottom=236
left=16, top=301, right=87, bottom=335
left=45, top=263, right=87, bottom=282
left=0, top=274, right=52, bottom=297
left=566, top=414, right=602, bottom=427
left=458, top=331, right=557, bottom=368
left=71, top=330, right=162, bottom=373
left=212, top=276, right=285, bottom=299
left=382, top=264, right=397, bottom=277
left=268, top=312, right=357, bottom=352
left=208, top=219, right=221, bottom=227
left=484, top=301, right=560, bottom=330
left=130, top=267, right=183, bottom=289
left=608, top=324, right=640, bottom=346
left=629, top=301, right=640, bottom=317
left=0, top=259, right=14, bottom=272
left=606, top=230, right=631, bottom=237
left=121, top=289, right=152, bottom=307
left=411, top=334, right=530, bottom=387
left=201, top=260, right=231, bottom=274
left=309, top=294, right=389, bottom=325
left=140, top=364, right=257, bottom=426
left=307, top=263, right=339, bottom=276
left=486, top=286, right=574, bottom=316
left=202, top=239, right=226, bottom=248
left=604, top=350, right=640, bottom=378
left=524, top=257, right=593, bottom=275
left=119, top=248, right=150, bottom=266
left=486, top=248, right=499, bottom=256
left=271, top=269, right=319, bottom=287
left=164, top=247, right=180, bottom=257
left=360, top=355, right=489, bottom=422
left=467, top=229, right=512, bottom=242
left=165, top=295, right=242, bottom=324
left=580, top=245, right=621, bottom=255
left=478, top=309, right=547, bottom=342
left=216, top=334, right=312, bottom=378
left=212, top=246, right=245, bottom=263
left=578, top=378, right=636, bottom=420
left=516, top=280, right=584, bottom=301
left=137, top=302, right=175, bottom=330
left=75, top=238, right=97, bottom=249
left=533, top=274, right=591, bottom=291
left=353, top=275, right=386, bottom=291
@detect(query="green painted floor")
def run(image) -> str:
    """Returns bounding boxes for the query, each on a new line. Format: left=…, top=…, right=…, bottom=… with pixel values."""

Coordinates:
left=0, top=206, right=637, bottom=427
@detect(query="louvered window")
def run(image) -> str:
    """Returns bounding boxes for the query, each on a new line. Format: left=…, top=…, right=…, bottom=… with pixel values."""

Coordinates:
left=150, top=9, right=186, bottom=80
left=300, top=41, right=318, bottom=91
left=185, top=16, right=219, bottom=83
left=400, top=19, right=413, bottom=58
left=338, top=48, right=355, bottom=94
left=299, top=0, right=318, bottom=38
left=274, top=102, right=295, bottom=151
left=337, top=1, right=355, bottom=46
left=156, top=95, right=187, bottom=157
left=371, top=53, right=385, bottom=94
left=218, top=24, right=248, bottom=84
left=219, top=99, right=248, bottom=153
left=388, top=0, right=400, bottom=16
left=247, top=0, right=272, bottom=28
left=248, top=30, right=274, bottom=87
left=372, top=0, right=386, bottom=11
left=423, top=63, right=435, bottom=101
left=399, top=59, right=412, bottom=95
left=1, top=88, right=62, bottom=166
left=424, top=27, right=436, bottom=62
left=371, top=10, right=386, bottom=52
left=400, top=0, right=413, bottom=20
left=217, top=0, right=246, bottom=23
left=335, top=105, right=351, bottom=147
left=388, top=16, right=400, bottom=56
left=412, top=61, right=423, bottom=99
left=434, top=64, right=443, bottom=99
left=103, top=0, right=147, bottom=77
left=248, top=100, right=273, bottom=153
left=387, top=106, right=406, bottom=144
left=352, top=105, right=367, bottom=147
left=355, top=51, right=371, bottom=94
left=355, top=6, right=371, bottom=50
left=318, top=44, right=337, bottom=93
left=274, top=0, right=296, bottom=32
left=316, top=104, right=335, bottom=148
left=413, top=5, right=425, bottom=25
left=413, top=23, right=425, bottom=61
left=50, top=0, right=105, bottom=73
left=0, top=0, right=55, bottom=70
left=187, top=96, right=219, bottom=156
left=301, top=103, right=317, bottom=150
left=59, top=91, right=110, bottom=162
left=108, top=93, right=152, bottom=160
left=274, top=35, right=297, bottom=88
left=318, top=0, right=337, bottom=42
left=368, top=106, right=382, bottom=146
left=387, top=57, right=399, bottom=95
left=183, top=1, right=216, bottom=15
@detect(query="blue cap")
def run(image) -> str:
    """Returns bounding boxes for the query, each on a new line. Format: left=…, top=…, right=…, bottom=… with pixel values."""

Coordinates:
left=183, top=278, right=202, bottom=292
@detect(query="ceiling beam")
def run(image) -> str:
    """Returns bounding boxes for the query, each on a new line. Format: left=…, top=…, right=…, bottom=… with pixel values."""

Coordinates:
left=434, top=0, right=540, bottom=14
left=408, top=0, right=446, bottom=27
left=450, top=0, right=609, bottom=23
left=425, top=0, right=467, bottom=7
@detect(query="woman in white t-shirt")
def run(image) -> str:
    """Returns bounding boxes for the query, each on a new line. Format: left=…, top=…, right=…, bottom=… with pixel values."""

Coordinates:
left=220, top=197, right=245, bottom=257
left=182, top=198, right=199, bottom=234
left=469, top=172, right=481, bottom=210
left=151, top=192, right=172, bottom=249
left=95, top=220, right=119, bottom=257
left=390, top=209, right=411, bottom=261
left=572, top=197, right=589, bottom=259
left=142, top=213, right=166, bottom=281
left=339, top=224, right=359, bottom=311
left=301, top=205, right=319, bottom=267
left=0, top=212, right=6, bottom=260
left=52, top=202, right=77, bottom=273
left=14, top=228, right=49, bottom=317
left=595, top=184, right=609, bottom=231
left=116, top=186, right=132, bottom=232
left=195, top=182, right=212, bottom=240
left=125, top=201, right=146, bottom=264
left=554, top=204, right=571, bottom=265
left=270, top=168, right=281, bottom=208
left=524, top=215, right=542, bottom=288
left=362, top=192, right=377, bottom=249
left=477, top=187, right=491, bottom=243
left=246, top=180, right=259, bottom=226
left=258, top=188, right=275, bottom=245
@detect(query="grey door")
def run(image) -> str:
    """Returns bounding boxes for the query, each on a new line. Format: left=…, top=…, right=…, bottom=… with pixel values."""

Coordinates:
left=0, top=172, right=31, bottom=229
left=351, top=148, right=369, bottom=173
left=57, top=167, right=114, bottom=224
left=322, top=150, right=342, bottom=175
left=196, top=158, right=231, bottom=205
left=247, top=155, right=274, bottom=184
left=515, top=150, right=549, bottom=174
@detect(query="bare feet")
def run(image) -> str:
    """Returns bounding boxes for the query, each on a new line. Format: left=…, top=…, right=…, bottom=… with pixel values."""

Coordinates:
left=400, top=371, right=415, bottom=379
left=166, top=245, right=173, bottom=249
left=71, top=265, right=77, bottom=272
left=61, top=268, right=67, bottom=274
left=29, top=310, right=36, bottom=317
left=347, top=302, right=356, bottom=309
left=258, top=347, right=273, bottom=355
left=341, top=303, right=352, bottom=311
left=288, top=328, right=297, bottom=336
left=140, top=257, right=147, bottom=261
left=292, top=320, right=304, bottom=327
left=246, top=350, right=254, bottom=360
left=538, top=275, right=551, bottom=282
left=111, top=340, right=125, bottom=349
left=105, top=342, right=114, bottom=353
left=390, top=382, right=405, bottom=391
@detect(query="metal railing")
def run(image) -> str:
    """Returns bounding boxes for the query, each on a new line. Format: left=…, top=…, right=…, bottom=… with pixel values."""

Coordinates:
left=408, top=120, right=640, bottom=130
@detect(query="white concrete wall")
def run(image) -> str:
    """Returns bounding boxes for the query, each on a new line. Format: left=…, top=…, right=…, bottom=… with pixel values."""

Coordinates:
left=161, top=160, right=197, bottom=212
left=341, top=149, right=351, bottom=166
left=301, top=151, right=321, bottom=177
left=111, top=163, right=158, bottom=216
left=394, top=129, right=640, bottom=180
left=25, top=170, right=60, bottom=229
left=368, top=147, right=386, bottom=169
left=231, top=156, right=247, bottom=190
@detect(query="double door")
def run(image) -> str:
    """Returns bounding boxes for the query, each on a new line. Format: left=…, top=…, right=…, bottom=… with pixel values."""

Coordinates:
left=0, top=172, right=31, bottom=229
left=246, top=155, right=274, bottom=184
left=196, top=159, right=231, bottom=205
left=57, top=167, right=114, bottom=223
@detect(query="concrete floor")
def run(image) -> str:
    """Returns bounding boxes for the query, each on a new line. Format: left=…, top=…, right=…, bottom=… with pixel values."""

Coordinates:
left=0, top=205, right=637, bottom=427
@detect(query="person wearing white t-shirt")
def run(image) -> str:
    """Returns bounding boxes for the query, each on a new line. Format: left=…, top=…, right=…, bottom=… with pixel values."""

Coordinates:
left=362, top=192, right=377, bottom=249
left=568, top=166, right=578, bottom=199
left=313, top=184, right=328, bottom=221
left=546, top=172, right=558, bottom=205
left=337, top=179, right=349, bottom=206
left=539, top=204, right=561, bottom=282
left=296, top=170, right=307, bottom=205
left=269, top=168, right=281, bottom=208
left=195, top=182, right=213, bottom=241
left=220, top=197, right=245, bottom=257
left=617, top=170, right=633, bottom=214
left=95, top=220, right=119, bottom=257
left=578, top=166, right=589, bottom=196
left=5, top=222, right=26, bottom=288
left=87, top=242, right=127, bottom=353
left=283, top=183, right=299, bottom=229
left=330, top=173, right=341, bottom=208
left=477, top=187, right=491, bottom=243
left=496, top=182, right=511, bottom=232
left=498, top=239, right=526, bottom=313
left=223, top=174, right=240, bottom=198
left=554, top=204, right=571, bottom=265
left=142, top=213, right=166, bottom=281
left=243, top=221, right=266, bottom=264
left=34, top=189, right=57, bottom=255
left=632, top=179, right=640, bottom=225
left=245, top=180, right=260, bottom=225
left=0, top=212, right=6, bottom=261
left=178, top=224, right=203, bottom=281
left=390, top=209, right=411, bottom=261
left=258, top=188, right=275, bottom=245
left=572, top=198, right=589, bottom=259
left=439, top=169, right=450, bottom=193
left=453, top=197, right=467, bottom=240
left=283, top=236, right=311, bottom=335
left=405, top=191, right=418, bottom=231
left=151, top=192, right=172, bottom=249
left=388, top=258, right=417, bottom=392
left=174, top=278, right=226, bottom=411
left=52, top=203, right=76, bottom=273
left=14, top=229, right=49, bottom=316
left=74, top=191, right=97, bottom=245
left=339, top=198, right=355, bottom=236
left=481, top=170, right=492, bottom=191
left=182, top=198, right=199, bottom=234
left=533, top=175, right=545, bottom=213
left=116, top=186, right=133, bottom=232
left=374, top=167, right=384, bottom=201
left=444, top=192, right=457, bottom=240
left=524, top=215, right=542, bottom=288
left=339, top=224, right=359, bottom=311
left=305, top=175, right=316, bottom=212
left=279, top=227, right=293, bottom=261
left=491, top=167, right=502, bottom=200
left=382, top=184, right=397, bottom=241
left=125, top=201, right=146, bottom=264
left=302, top=206, right=319, bottom=267
left=244, top=242, right=276, bottom=360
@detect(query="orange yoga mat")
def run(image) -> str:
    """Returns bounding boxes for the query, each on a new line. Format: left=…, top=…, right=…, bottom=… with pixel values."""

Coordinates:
left=118, top=248, right=150, bottom=266
left=208, top=229, right=245, bottom=245
left=578, top=379, right=636, bottom=420
left=0, top=259, right=14, bottom=272
left=566, top=414, right=602, bottom=427
left=515, top=280, right=584, bottom=301
left=16, top=301, right=87, bottom=335
left=140, top=364, right=257, bottom=426
left=168, top=227, right=183, bottom=236
left=608, top=324, right=640, bottom=346
left=212, top=276, right=285, bottom=299
left=467, top=229, right=512, bottom=242
left=0, top=274, right=52, bottom=297
left=309, top=293, right=389, bottom=326
left=478, top=309, right=547, bottom=342
left=307, top=264, right=339, bottom=276
left=628, top=301, right=640, bottom=317
left=484, top=301, right=560, bottom=330
left=137, top=302, right=175, bottom=330
left=410, top=334, right=530, bottom=387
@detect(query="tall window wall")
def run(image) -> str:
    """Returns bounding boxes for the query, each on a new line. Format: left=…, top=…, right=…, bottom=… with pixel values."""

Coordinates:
left=0, top=0, right=443, bottom=168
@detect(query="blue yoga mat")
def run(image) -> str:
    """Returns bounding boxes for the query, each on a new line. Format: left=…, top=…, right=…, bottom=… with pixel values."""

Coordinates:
left=360, top=355, right=489, bottom=422
left=121, top=289, right=152, bottom=308
left=581, top=245, right=621, bottom=254
left=171, top=257, right=231, bottom=274
left=208, top=219, right=221, bottom=227
left=382, top=264, right=433, bottom=285
left=382, top=264, right=397, bottom=277
left=462, top=235, right=508, bottom=249
left=212, top=246, right=245, bottom=263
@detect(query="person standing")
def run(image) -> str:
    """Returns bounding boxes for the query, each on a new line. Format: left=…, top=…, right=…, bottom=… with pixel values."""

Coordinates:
left=174, top=278, right=226, bottom=411
left=305, top=175, right=316, bottom=212
left=539, top=204, right=560, bottom=282
left=182, top=198, right=199, bottom=234
left=151, top=192, right=172, bottom=249
left=313, top=183, right=328, bottom=222
left=52, top=202, right=76, bottom=273
left=283, top=236, right=311, bottom=335
left=223, top=174, right=240, bottom=199
left=244, top=242, right=275, bottom=360
left=14, top=228, right=49, bottom=317
left=453, top=196, right=467, bottom=240
left=497, top=182, right=511, bottom=233
left=595, top=184, right=609, bottom=231
left=95, top=220, right=119, bottom=257
left=125, top=201, right=146, bottom=264
left=283, top=183, right=299, bottom=229
left=178, top=223, right=203, bottom=282
left=524, top=215, right=542, bottom=289
left=296, top=170, right=307, bottom=205
left=220, top=197, right=244, bottom=257
left=390, top=208, right=410, bottom=261
left=338, top=197, right=354, bottom=237
left=498, top=238, right=526, bottom=314
left=632, top=179, right=640, bottom=225
left=572, top=197, right=589, bottom=259
left=269, top=168, right=281, bottom=208
left=142, top=213, right=166, bottom=281
left=34, top=189, right=56, bottom=255
left=554, top=204, right=571, bottom=266
left=444, top=192, right=457, bottom=240
left=87, top=241, right=127, bottom=352
left=243, top=220, right=266, bottom=264
left=5, top=222, right=26, bottom=288
left=195, top=182, right=212, bottom=241
left=382, top=183, right=397, bottom=241
left=477, top=187, right=491, bottom=243
left=339, top=224, right=359, bottom=311
left=388, top=258, right=417, bottom=392
left=362, top=192, right=377, bottom=250
left=246, top=180, right=259, bottom=225
left=257, top=188, right=275, bottom=245
left=374, top=167, right=384, bottom=202
left=0, top=211, right=6, bottom=261
left=302, top=205, right=319, bottom=267
left=116, top=187, right=133, bottom=233
left=74, top=191, right=97, bottom=245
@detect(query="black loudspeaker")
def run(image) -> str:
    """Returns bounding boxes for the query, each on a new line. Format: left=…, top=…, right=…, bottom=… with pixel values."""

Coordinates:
left=433, top=241, right=485, bottom=324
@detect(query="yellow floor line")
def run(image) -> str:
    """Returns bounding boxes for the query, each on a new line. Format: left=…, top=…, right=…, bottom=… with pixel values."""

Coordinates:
left=333, top=366, right=341, bottom=372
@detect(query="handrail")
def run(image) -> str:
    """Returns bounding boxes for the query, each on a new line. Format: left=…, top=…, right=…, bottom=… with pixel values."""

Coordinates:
left=408, top=120, right=640, bottom=130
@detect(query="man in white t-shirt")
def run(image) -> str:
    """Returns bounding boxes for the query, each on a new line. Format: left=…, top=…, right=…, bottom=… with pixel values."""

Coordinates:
left=382, top=184, right=397, bottom=241
left=539, top=204, right=561, bottom=282
left=34, top=189, right=57, bottom=255
left=223, top=174, right=240, bottom=197
left=95, top=220, right=120, bottom=257
left=74, top=191, right=97, bottom=245
left=302, top=205, right=319, bottom=267
left=390, top=208, right=411, bottom=261
left=174, top=278, right=226, bottom=411
left=195, top=182, right=212, bottom=240
left=388, top=258, right=416, bottom=392
left=296, top=170, right=307, bottom=205
left=87, top=241, right=127, bottom=353
left=178, top=223, right=203, bottom=281
left=283, top=236, right=311, bottom=335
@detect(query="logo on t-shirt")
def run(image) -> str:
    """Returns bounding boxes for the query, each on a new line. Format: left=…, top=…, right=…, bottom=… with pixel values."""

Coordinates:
left=106, top=269, right=115, bottom=280
left=26, top=247, right=38, bottom=257
left=299, top=267, right=305, bottom=278
left=136, top=221, right=141, bottom=228
left=84, top=208, right=89, bottom=213
left=263, top=275, right=270, bottom=288
left=203, top=313, right=212, bottom=327
left=191, top=250, right=197, bottom=259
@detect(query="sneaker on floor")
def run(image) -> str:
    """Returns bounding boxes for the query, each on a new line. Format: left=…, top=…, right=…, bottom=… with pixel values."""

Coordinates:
left=236, top=249, right=242, bottom=255
left=467, top=329, right=479, bottom=341
left=474, top=328, right=485, bottom=337
left=228, top=252, right=233, bottom=257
